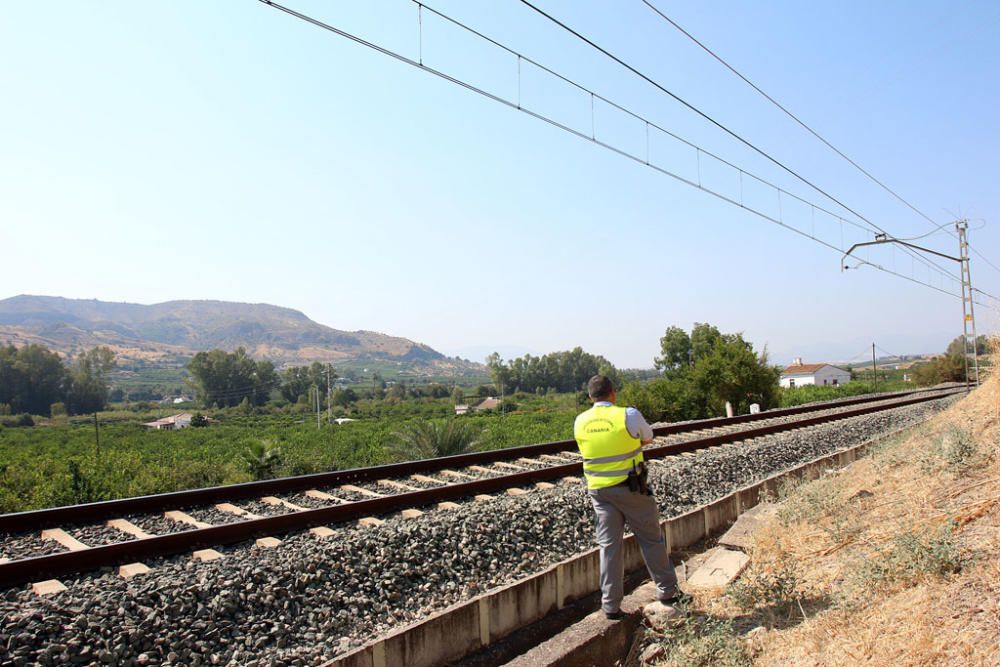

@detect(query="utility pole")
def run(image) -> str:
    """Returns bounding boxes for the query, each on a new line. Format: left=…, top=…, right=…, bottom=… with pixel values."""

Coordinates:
left=327, top=365, right=332, bottom=424
left=93, top=413, right=100, bottom=459
left=956, top=220, right=980, bottom=389
left=312, top=386, right=319, bottom=430
left=842, top=221, right=981, bottom=391
left=872, top=343, right=877, bottom=392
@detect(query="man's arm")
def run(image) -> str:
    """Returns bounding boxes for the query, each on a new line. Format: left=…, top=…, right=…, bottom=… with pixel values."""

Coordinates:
left=625, top=407, right=654, bottom=444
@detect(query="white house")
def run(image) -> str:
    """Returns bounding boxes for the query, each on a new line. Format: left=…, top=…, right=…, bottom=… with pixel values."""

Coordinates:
left=142, top=413, right=193, bottom=430
left=780, top=358, right=851, bottom=388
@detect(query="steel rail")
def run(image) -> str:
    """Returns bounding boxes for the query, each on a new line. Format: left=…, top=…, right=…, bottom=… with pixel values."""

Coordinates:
left=0, top=387, right=953, bottom=535
left=0, top=388, right=961, bottom=589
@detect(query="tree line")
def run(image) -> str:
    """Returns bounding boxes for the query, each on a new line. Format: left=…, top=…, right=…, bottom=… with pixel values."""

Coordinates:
left=912, top=335, right=990, bottom=386
left=0, top=344, right=116, bottom=416
left=485, top=347, right=622, bottom=395
left=186, top=351, right=475, bottom=410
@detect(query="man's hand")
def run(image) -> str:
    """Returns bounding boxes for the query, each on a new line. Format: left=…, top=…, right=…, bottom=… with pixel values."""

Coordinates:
left=641, top=438, right=653, bottom=445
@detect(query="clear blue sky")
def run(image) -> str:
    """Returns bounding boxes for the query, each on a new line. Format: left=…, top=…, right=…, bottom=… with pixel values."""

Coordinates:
left=2, top=0, right=998, bottom=368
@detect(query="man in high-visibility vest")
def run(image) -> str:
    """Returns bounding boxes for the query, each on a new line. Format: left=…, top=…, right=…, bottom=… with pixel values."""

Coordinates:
left=574, top=375, right=679, bottom=620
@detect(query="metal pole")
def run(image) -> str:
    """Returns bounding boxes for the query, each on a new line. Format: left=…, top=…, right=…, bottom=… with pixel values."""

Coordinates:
left=956, top=221, right=979, bottom=389
left=842, top=229, right=978, bottom=389
left=93, top=413, right=100, bottom=459
left=872, top=343, right=877, bottom=392
left=327, top=366, right=332, bottom=424
left=958, top=221, right=980, bottom=387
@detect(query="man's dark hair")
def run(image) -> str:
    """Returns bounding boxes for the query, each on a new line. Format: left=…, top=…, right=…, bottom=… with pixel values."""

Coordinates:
left=587, top=375, right=614, bottom=400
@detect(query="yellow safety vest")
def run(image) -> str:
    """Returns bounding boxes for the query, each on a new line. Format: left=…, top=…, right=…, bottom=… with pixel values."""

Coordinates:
left=573, top=405, right=644, bottom=489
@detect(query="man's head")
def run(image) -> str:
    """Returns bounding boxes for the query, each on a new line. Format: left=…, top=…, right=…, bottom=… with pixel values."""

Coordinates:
left=587, top=375, right=615, bottom=402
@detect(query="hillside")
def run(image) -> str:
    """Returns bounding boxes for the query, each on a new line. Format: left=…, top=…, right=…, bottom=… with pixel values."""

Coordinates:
left=644, top=378, right=999, bottom=666
left=0, top=295, right=483, bottom=376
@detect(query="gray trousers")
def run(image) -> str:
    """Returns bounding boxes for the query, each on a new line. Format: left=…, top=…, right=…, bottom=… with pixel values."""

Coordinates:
left=588, top=485, right=677, bottom=613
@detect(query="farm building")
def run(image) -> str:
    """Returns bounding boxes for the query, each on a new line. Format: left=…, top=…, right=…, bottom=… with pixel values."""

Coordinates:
left=473, top=397, right=501, bottom=411
left=780, top=358, right=851, bottom=388
left=142, top=413, right=193, bottom=430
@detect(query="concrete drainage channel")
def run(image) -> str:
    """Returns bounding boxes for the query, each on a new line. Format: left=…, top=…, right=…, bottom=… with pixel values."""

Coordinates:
left=328, top=427, right=905, bottom=667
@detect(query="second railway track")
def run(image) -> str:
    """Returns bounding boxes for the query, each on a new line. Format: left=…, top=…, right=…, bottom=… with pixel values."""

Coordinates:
left=0, top=387, right=962, bottom=590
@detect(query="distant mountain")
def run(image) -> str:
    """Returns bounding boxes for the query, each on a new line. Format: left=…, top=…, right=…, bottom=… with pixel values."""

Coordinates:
left=0, top=295, right=484, bottom=376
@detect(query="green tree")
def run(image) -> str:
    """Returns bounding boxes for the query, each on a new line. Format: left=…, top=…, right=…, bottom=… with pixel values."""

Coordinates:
left=67, top=346, right=116, bottom=414
left=622, top=324, right=778, bottom=422
left=372, top=372, right=386, bottom=400
left=690, top=322, right=723, bottom=363
left=387, top=418, right=484, bottom=461
left=486, top=352, right=513, bottom=395
left=655, top=326, right=692, bottom=372
left=0, top=344, right=69, bottom=415
left=280, top=366, right=312, bottom=403
left=188, top=348, right=278, bottom=407
left=689, top=334, right=779, bottom=415
left=331, top=387, right=358, bottom=407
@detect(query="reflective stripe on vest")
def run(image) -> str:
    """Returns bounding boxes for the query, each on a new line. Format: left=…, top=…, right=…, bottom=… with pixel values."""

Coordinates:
left=573, top=405, right=644, bottom=489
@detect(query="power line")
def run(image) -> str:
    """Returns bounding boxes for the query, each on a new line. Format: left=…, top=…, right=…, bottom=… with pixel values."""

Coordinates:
left=255, top=0, right=976, bottom=305
left=514, top=0, right=961, bottom=284
left=970, top=245, right=1000, bottom=276
left=639, top=0, right=1000, bottom=279
left=874, top=344, right=907, bottom=361
left=637, top=3, right=941, bottom=233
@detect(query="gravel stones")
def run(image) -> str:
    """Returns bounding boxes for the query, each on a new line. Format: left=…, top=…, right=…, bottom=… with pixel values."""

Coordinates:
left=0, top=532, right=69, bottom=560
left=283, top=494, right=335, bottom=510
left=0, top=396, right=956, bottom=666
left=67, top=524, right=136, bottom=546
left=322, top=488, right=368, bottom=502
left=126, top=514, right=190, bottom=536
left=238, top=500, right=289, bottom=517
left=185, top=507, right=246, bottom=526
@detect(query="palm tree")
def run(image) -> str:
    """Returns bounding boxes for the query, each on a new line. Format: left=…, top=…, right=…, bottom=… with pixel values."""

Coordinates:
left=387, top=418, right=483, bottom=462
left=241, top=439, right=283, bottom=480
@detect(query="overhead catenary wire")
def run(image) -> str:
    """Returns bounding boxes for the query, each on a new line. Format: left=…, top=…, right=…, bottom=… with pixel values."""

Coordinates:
left=515, top=0, right=963, bottom=284
left=875, top=344, right=909, bottom=361
left=255, top=0, right=993, bottom=309
left=640, top=0, right=1000, bottom=279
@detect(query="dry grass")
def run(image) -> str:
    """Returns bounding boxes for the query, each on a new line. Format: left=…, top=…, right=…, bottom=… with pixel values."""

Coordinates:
left=652, top=371, right=1000, bottom=667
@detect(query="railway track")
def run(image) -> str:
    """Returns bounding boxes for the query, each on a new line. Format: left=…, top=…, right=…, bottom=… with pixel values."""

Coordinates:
left=0, top=387, right=962, bottom=590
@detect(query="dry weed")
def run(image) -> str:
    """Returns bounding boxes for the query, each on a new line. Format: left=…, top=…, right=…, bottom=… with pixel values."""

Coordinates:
left=652, top=373, right=1000, bottom=667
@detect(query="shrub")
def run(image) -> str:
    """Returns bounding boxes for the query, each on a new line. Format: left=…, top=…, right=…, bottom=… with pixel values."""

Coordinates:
left=940, top=424, right=979, bottom=468
left=652, top=606, right=752, bottom=667
left=727, top=557, right=804, bottom=615
left=387, top=419, right=483, bottom=461
left=241, top=440, right=283, bottom=481
left=2, top=413, right=36, bottom=427
left=848, top=524, right=962, bottom=601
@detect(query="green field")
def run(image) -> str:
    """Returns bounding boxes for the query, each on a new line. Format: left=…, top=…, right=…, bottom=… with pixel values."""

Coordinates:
left=0, top=376, right=916, bottom=514
left=0, top=408, right=576, bottom=513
